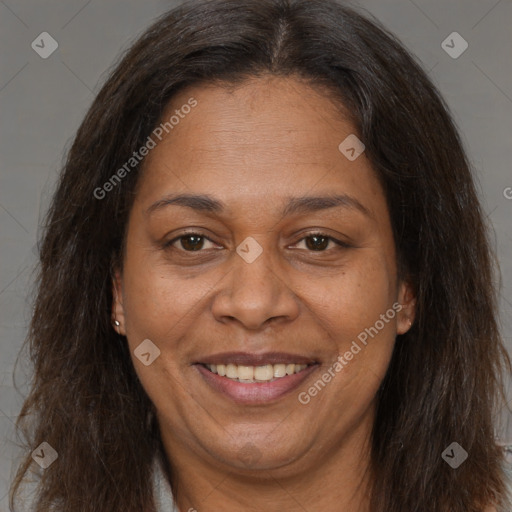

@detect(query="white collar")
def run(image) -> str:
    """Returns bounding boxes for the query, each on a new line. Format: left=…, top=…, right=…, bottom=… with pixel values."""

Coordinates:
left=152, top=454, right=178, bottom=512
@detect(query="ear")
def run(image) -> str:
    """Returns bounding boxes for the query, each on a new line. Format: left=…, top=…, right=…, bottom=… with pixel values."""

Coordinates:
left=396, top=279, right=416, bottom=335
left=112, top=267, right=127, bottom=336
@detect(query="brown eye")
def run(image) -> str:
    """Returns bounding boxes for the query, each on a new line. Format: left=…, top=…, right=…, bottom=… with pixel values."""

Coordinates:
left=292, top=232, right=351, bottom=252
left=179, top=234, right=205, bottom=251
left=165, top=233, right=219, bottom=252
left=304, top=234, right=330, bottom=251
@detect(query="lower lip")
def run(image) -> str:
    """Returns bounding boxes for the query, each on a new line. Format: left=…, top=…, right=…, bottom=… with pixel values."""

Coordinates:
left=195, top=364, right=319, bottom=405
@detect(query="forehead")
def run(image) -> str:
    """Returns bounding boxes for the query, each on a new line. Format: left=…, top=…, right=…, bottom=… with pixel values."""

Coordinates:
left=135, top=76, right=386, bottom=219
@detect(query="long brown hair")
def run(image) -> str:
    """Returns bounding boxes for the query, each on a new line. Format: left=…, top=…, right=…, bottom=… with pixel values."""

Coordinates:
left=10, top=0, right=511, bottom=510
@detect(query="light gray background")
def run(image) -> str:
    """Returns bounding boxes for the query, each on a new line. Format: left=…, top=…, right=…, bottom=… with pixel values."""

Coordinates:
left=1, top=0, right=511, bottom=508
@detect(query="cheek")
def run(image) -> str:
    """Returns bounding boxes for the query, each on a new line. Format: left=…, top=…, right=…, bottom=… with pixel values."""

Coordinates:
left=300, top=249, right=396, bottom=335
left=121, top=257, right=221, bottom=346
left=296, top=249, right=398, bottom=392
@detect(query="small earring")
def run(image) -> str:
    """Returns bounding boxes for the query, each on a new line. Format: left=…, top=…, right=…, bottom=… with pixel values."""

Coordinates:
left=113, top=319, right=120, bottom=327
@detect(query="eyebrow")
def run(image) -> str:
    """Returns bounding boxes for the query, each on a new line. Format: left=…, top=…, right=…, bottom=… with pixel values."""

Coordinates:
left=145, top=193, right=374, bottom=220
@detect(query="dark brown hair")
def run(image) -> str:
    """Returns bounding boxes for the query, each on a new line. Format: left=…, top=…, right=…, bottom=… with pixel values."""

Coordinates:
left=10, top=0, right=511, bottom=510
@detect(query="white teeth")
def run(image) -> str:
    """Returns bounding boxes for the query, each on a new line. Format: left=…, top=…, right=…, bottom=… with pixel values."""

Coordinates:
left=273, top=364, right=286, bottom=378
left=205, top=363, right=310, bottom=382
left=238, top=365, right=254, bottom=380
left=254, top=364, right=274, bottom=381
left=226, top=363, right=237, bottom=378
left=285, top=363, right=295, bottom=375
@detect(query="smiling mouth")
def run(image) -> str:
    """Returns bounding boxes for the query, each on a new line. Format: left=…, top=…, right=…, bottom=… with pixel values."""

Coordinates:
left=196, top=356, right=320, bottom=404
left=202, top=363, right=312, bottom=383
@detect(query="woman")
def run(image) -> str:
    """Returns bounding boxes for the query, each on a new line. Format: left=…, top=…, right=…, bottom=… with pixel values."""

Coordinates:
left=10, top=0, right=512, bottom=510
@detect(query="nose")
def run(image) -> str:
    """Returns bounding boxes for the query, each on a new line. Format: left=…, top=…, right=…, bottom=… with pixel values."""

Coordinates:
left=211, top=243, right=300, bottom=330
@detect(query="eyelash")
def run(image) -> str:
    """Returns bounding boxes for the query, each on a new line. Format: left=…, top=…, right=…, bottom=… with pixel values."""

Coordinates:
left=164, top=231, right=351, bottom=253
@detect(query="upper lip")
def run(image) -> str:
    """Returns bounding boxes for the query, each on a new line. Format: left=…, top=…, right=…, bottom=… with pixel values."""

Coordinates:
left=195, top=351, right=318, bottom=366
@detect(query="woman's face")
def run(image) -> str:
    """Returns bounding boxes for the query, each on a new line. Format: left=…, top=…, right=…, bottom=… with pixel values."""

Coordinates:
left=113, top=76, right=415, bottom=477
